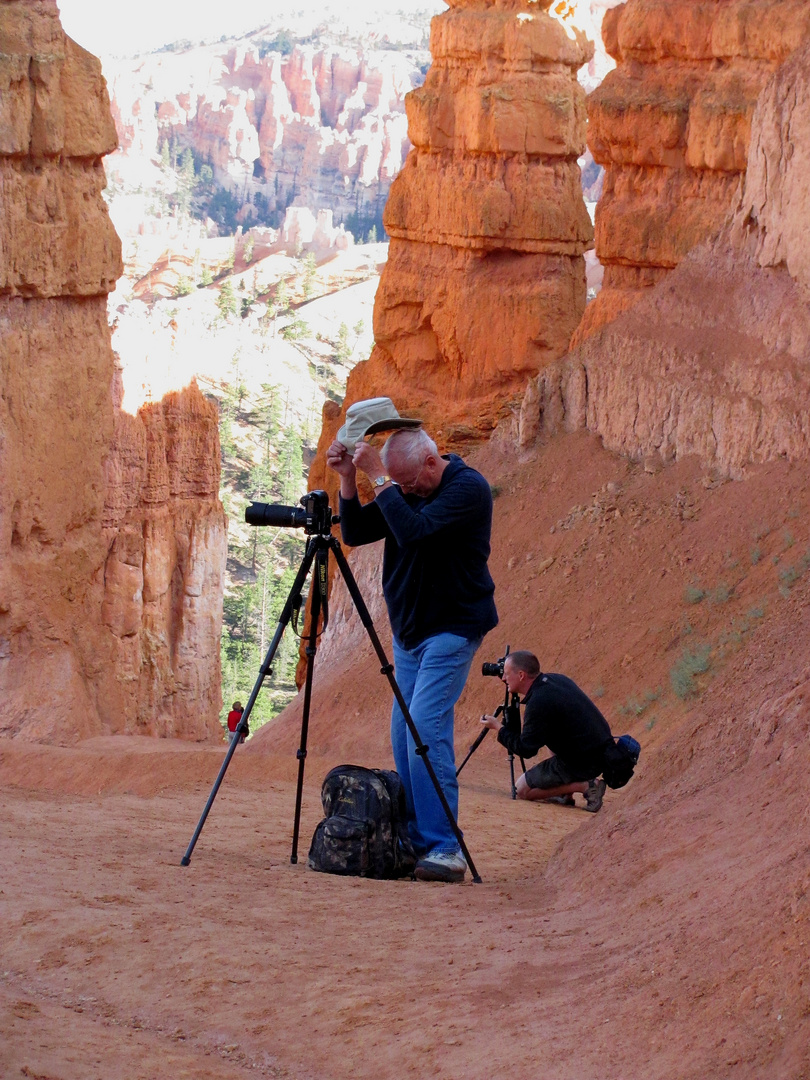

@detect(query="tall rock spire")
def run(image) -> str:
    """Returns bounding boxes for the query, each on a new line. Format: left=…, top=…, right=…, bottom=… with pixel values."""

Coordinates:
left=575, top=0, right=810, bottom=344
left=325, top=0, right=594, bottom=450
left=0, top=0, right=225, bottom=742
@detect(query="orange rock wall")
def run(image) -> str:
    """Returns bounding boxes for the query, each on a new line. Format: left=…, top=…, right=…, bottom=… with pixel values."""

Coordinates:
left=320, top=0, right=594, bottom=465
left=101, top=385, right=226, bottom=738
left=0, top=1, right=225, bottom=742
left=575, top=0, right=810, bottom=343
left=519, top=38, right=810, bottom=478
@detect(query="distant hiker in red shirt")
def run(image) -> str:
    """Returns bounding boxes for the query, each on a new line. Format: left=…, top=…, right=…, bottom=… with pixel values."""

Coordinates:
left=227, top=701, right=246, bottom=743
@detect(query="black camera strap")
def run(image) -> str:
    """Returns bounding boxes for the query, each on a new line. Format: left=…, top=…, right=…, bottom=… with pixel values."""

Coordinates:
left=291, top=545, right=329, bottom=639
left=315, top=546, right=329, bottom=633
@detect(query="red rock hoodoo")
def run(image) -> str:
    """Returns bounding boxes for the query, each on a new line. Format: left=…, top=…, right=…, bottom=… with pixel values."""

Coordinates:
left=106, top=42, right=419, bottom=231
left=100, top=384, right=226, bottom=739
left=0, top=0, right=225, bottom=742
left=519, top=35, right=810, bottom=479
left=575, top=0, right=810, bottom=344
left=320, top=0, right=594, bottom=463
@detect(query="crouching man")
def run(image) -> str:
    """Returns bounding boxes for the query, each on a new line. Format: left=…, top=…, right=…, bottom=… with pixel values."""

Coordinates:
left=481, top=651, right=611, bottom=812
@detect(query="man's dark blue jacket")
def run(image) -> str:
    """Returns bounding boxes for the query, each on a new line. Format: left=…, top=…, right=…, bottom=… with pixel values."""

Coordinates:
left=339, top=454, right=498, bottom=649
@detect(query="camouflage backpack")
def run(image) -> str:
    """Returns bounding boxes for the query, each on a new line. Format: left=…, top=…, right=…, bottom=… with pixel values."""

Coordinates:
left=307, top=764, right=417, bottom=879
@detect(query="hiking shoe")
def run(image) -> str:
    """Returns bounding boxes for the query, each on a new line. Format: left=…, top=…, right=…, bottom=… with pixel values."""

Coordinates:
left=584, top=778, right=606, bottom=813
left=545, top=794, right=576, bottom=807
left=414, top=849, right=467, bottom=883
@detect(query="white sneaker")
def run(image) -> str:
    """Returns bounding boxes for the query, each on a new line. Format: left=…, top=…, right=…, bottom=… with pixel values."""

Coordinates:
left=414, top=849, right=467, bottom=883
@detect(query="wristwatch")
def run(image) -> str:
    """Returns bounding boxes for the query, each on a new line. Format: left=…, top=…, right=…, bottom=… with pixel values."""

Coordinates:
left=373, top=475, right=391, bottom=490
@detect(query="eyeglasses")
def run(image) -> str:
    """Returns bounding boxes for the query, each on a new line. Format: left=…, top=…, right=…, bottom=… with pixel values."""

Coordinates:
left=394, top=458, right=428, bottom=494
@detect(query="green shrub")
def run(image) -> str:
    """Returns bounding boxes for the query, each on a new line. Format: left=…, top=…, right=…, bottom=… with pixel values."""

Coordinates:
left=779, top=564, right=800, bottom=596
left=683, top=585, right=706, bottom=604
left=670, top=644, right=712, bottom=699
left=174, top=276, right=194, bottom=297
left=710, top=582, right=731, bottom=604
left=618, top=687, right=661, bottom=717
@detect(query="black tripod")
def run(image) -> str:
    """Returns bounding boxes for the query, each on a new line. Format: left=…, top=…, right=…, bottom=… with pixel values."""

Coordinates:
left=181, top=494, right=482, bottom=883
left=456, top=687, right=526, bottom=799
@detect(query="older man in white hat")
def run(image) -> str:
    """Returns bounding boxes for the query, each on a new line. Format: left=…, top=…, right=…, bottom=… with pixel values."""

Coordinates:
left=326, top=398, right=498, bottom=883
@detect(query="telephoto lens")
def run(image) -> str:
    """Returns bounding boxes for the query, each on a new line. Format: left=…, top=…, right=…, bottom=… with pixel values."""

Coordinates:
left=245, top=502, right=306, bottom=528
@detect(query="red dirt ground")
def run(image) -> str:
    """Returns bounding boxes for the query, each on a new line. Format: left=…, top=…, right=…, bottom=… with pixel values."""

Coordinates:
left=3, top=430, right=810, bottom=1079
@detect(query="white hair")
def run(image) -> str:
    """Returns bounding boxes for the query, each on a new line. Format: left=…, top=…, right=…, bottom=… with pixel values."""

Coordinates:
left=381, top=427, right=436, bottom=468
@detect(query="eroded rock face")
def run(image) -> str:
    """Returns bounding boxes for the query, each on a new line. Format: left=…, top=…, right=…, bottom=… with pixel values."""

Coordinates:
left=519, top=38, right=810, bottom=479
left=101, top=385, right=226, bottom=738
left=106, top=42, right=420, bottom=231
left=0, top=1, right=224, bottom=742
left=320, top=0, right=594, bottom=463
left=575, top=0, right=810, bottom=344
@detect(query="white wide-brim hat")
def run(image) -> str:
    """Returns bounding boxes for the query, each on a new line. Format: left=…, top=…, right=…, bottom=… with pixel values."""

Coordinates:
left=336, top=396, right=422, bottom=449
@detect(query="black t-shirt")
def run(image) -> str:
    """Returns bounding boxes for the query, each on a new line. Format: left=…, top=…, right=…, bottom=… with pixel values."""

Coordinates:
left=497, top=672, right=613, bottom=776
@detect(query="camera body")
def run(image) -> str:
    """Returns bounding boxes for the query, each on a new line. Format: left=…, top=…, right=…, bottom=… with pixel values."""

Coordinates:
left=482, top=649, right=521, bottom=736
left=245, top=490, right=334, bottom=535
left=481, top=655, right=507, bottom=679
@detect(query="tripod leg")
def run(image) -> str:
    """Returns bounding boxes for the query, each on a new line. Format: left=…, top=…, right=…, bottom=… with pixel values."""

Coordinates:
left=509, top=753, right=517, bottom=800
left=455, top=727, right=489, bottom=778
left=181, top=538, right=319, bottom=866
left=330, top=538, right=483, bottom=884
left=290, top=544, right=325, bottom=864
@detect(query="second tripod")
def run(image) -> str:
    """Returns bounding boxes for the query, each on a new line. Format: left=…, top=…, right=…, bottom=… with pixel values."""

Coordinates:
left=456, top=646, right=526, bottom=799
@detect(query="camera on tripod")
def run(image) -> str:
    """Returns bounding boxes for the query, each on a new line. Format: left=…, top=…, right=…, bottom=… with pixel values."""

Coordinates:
left=481, top=653, right=520, bottom=734
left=481, top=654, right=507, bottom=679
left=245, top=490, right=334, bottom=535
left=183, top=486, right=481, bottom=880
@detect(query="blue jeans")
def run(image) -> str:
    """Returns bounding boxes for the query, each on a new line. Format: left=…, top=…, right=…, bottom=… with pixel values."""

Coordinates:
left=391, top=632, right=482, bottom=856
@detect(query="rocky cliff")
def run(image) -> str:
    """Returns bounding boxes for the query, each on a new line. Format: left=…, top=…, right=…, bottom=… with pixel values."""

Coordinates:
left=575, top=0, right=810, bottom=343
left=0, top=0, right=224, bottom=742
left=312, top=0, right=594, bottom=479
left=101, top=383, right=226, bottom=738
left=106, top=39, right=424, bottom=234
left=519, top=35, right=810, bottom=478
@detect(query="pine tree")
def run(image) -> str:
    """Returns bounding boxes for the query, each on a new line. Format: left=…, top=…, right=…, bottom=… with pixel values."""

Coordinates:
left=276, top=428, right=304, bottom=504
left=302, top=252, right=317, bottom=299
left=217, top=280, right=237, bottom=321
left=256, top=382, right=282, bottom=460
left=336, top=322, right=351, bottom=363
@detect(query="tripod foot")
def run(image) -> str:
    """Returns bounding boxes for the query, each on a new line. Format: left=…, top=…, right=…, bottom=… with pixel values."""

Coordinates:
left=180, top=856, right=190, bottom=866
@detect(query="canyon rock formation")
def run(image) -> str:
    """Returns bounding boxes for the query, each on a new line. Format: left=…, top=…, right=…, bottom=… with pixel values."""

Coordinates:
left=106, top=40, right=424, bottom=233
left=0, top=0, right=224, bottom=742
left=101, top=383, right=226, bottom=739
left=575, top=0, right=810, bottom=343
left=519, top=35, right=810, bottom=479
left=313, top=0, right=595, bottom=487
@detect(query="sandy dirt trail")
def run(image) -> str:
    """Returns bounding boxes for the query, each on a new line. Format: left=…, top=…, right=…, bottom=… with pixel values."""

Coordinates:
left=1, top=742, right=583, bottom=1080
left=5, top=434, right=810, bottom=1078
